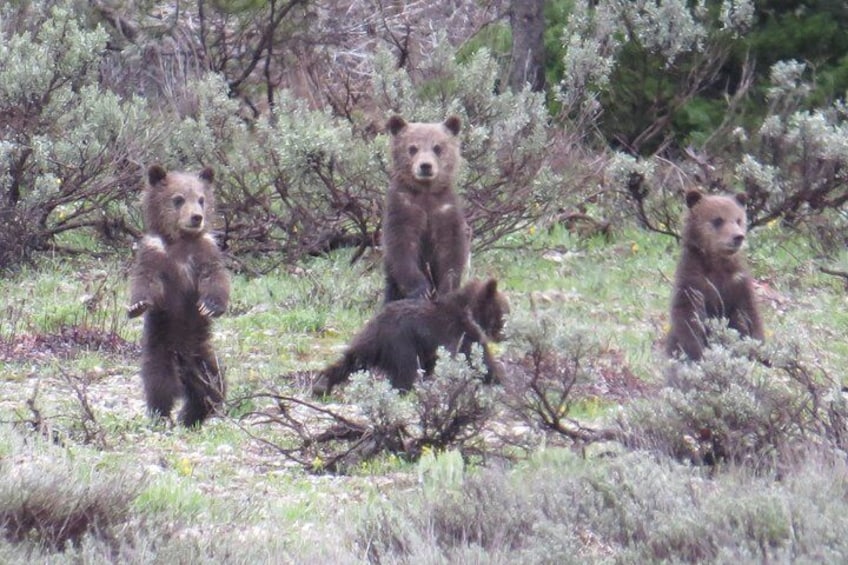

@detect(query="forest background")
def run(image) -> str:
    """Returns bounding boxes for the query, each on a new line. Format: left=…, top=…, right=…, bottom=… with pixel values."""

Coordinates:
left=2, top=0, right=848, bottom=266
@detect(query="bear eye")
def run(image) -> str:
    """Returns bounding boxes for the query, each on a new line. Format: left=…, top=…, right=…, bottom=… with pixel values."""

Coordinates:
left=711, top=218, right=724, bottom=228
left=172, top=195, right=185, bottom=208
left=198, top=196, right=205, bottom=207
left=433, top=144, right=442, bottom=156
left=408, top=145, right=418, bottom=157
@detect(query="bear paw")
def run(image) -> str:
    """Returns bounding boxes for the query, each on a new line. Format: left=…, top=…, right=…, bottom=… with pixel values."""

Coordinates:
left=407, top=283, right=434, bottom=301
left=197, top=299, right=225, bottom=318
left=311, top=374, right=332, bottom=397
left=127, top=300, right=151, bottom=318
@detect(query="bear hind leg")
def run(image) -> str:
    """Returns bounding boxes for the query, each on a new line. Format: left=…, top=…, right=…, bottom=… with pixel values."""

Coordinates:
left=141, top=349, right=181, bottom=422
left=178, top=350, right=225, bottom=427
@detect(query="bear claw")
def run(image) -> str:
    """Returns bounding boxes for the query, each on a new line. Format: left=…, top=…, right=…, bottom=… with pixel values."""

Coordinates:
left=198, top=300, right=224, bottom=318
left=127, top=300, right=150, bottom=318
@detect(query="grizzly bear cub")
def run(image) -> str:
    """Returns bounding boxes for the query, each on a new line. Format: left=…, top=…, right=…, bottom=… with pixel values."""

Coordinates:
left=382, top=115, right=470, bottom=303
left=312, top=279, right=509, bottom=396
left=128, top=165, right=230, bottom=427
left=666, top=189, right=764, bottom=360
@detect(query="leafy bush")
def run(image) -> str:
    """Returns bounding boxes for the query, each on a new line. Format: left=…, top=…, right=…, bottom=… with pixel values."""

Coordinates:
left=584, top=76, right=848, bottom=246
left=0, top=2, right=155, bottom=268
left=552, top=1, right=848, bottom=246
left=556, top=0, right=755, bottom=154
left=621, top=323, right=848, bottom=469
left=735, top=61, right=848, bottom=246
left=0, top=428, right=141, bottom=551
left=152, top=76, right=385, bottom=268
left=324, top=350, right=495, bottom=471
left=0, top=424, right=348, bottom=562
left=240, top=348, right=495, bottom=474
left=503, top=311, right=614, bottom=444
left=0, top=2, right=567, bottom=272
left=355, top=447, right=848, bottom=563
left=155, top=43, right=564, bottom=269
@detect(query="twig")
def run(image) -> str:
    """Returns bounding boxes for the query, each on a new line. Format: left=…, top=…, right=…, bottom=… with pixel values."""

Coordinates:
left=820, top=266, right=848, bottom=285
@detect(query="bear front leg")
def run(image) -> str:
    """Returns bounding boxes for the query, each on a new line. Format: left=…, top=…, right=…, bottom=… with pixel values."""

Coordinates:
left=127, top=300, right=151, bottom=319
left=457, top=326, right=501, bottom=384
left=313, top=352, right=365, bottom=396
left=384, top=241, right=430, bottom=301
left=197, top=249, right=230, bottom=318
left=433, top=213, right=470, bottom=296
left=128, top=237, right=168, bottom=318
left=729, top=279, right=764, bottom=342
left=479, top=343, right=504, bottom=384
left=197, top=279, right=229, bottom=317
left=668, top=290, right=708, bottom=360
left=386, top=345, right=423, bottom=391
left=383, top=203, right=430, bottom=301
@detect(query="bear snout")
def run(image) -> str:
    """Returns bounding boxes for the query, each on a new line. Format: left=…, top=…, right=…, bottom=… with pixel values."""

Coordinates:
left=732, top=234, right=744, bottom=248
left=719, top=232, right=745, bottom=254
left=416, top=161, right=435, bottom=179
left=189, top=214, right=204, bottom=229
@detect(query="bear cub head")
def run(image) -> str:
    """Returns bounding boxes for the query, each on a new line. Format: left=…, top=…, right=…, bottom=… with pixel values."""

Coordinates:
left=387, top=115, right=461, bottom=188
left=683, top=190, right=748, bottom=258
left=143, top=165, right=216, bottom=242
left=460, top=278, right=510, bottom=343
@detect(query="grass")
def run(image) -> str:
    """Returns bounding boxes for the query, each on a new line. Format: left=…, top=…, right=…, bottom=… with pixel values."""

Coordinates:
left=0, top=224, right=847, bottom=561
left=488, top=226, right=679, bottom=380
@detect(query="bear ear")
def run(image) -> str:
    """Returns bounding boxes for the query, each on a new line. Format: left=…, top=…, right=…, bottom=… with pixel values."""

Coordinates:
left=685, top=189, right=703, bottom=209
left=443, top=116, right=461, bottom=136
left=148, top=165, right=167, bottom=187
left=199, top=167, right=215, bottom=184
left=734, top=192, right=747, bottom=206
left=386, top=115, right=407, bottom=136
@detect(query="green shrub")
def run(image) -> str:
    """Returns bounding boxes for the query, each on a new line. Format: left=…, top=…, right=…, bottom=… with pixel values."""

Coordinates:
left=0, top=428, right=141, bottom=552
left=156, top=46, right=564, bottom=269
left=354, top=447, right=848, bottom=563
left=0, top=1, right=155, bottom=268
left=621, top=322, right=848, bottom=469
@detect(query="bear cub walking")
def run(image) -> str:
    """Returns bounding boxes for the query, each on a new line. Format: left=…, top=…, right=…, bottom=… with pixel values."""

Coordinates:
left=666, top=189, right=764, bottom=360
left=129, top=165, right=230, bottom=427
left=382, top=115, right=470, bottom=302
left=312, top=279, right=509, bottom=396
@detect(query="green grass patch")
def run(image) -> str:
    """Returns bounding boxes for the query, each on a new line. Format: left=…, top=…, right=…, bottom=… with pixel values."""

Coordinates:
left=0, top=224, right=847, bottom=561
left=133, top=474, right=208, bottom=519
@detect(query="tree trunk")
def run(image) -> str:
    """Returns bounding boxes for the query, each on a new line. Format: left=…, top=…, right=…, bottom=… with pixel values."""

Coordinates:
left=508, top=0, right=546, bottom=93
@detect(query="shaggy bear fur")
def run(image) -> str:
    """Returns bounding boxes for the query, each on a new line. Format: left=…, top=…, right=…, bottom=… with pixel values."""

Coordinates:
left=128, top=165, right=230, bottom=427
left=312, top=278, right=509, bottom=395
left=382, top=115, right=470, bottom=303
left=666, top=189, right=764, bottom=360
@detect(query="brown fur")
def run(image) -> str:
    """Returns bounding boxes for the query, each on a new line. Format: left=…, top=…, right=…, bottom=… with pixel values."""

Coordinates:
left=128, top=165, right=230, bottom=427
left=666, top=189, right=764, bottom=360
left=382, top=115, right=470, bottom=302
left=312, top=278, right=509, bottom=395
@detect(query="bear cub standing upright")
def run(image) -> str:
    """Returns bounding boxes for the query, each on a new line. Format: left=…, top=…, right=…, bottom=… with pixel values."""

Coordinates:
left=129, top=165, right=230, bottom=427
left=666, top=189, right=764, bottom=360
left=382, top=115, right=470, bottom=302
left=312, top=278, right=509, bottom=396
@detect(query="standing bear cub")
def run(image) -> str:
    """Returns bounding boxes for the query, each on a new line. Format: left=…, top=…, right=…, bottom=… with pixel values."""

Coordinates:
left=382, top=115, right=470, bottom=303
left=666, top=189, right=764, bottom=360
left=312, top=278, right=509, bottom=396
left=128, top=165, right=230, bottom=427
